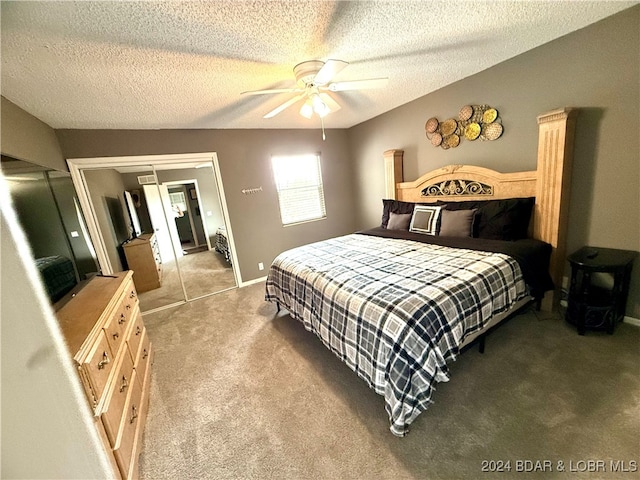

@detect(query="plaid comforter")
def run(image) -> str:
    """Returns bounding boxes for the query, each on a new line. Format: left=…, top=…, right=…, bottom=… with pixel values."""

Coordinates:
left=265, top=233, right=527, bottom=436
left=35, top=255, right=77, bottom=302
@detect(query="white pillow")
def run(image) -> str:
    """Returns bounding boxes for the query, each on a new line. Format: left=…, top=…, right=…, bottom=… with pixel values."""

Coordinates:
left=409, top=205, right=441, bottom=235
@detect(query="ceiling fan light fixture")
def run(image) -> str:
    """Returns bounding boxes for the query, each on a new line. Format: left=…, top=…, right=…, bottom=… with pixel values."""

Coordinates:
left=242, top=58, right=386, bottom=124
left=300, top=100, right=314, bottom=119
left=311, top=94, right=329, bottom=117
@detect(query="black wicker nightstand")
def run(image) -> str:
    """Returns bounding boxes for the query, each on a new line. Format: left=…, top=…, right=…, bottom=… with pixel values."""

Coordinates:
left=566, top=246, right=637, bottom=335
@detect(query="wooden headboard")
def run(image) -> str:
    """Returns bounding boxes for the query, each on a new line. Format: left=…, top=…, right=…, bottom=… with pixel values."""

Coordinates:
left=384, top=107, right=578, bottom=311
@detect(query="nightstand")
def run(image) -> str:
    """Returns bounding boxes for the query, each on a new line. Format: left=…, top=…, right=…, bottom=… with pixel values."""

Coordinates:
left=566, top=246, right=637, bottom=335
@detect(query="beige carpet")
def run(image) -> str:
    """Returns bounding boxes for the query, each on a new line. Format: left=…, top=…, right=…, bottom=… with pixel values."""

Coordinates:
left=139, top=283, right=640, bottom=479
left=138, top=249, right=236, bottom=312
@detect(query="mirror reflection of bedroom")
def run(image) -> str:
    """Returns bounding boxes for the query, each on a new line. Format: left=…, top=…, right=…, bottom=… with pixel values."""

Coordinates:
left=1, top=155, right=100, bottom=303
left=82, top=163, right=236, bottom=313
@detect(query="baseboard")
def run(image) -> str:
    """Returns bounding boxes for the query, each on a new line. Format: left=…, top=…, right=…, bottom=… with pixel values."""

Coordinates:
left=240, top=276, right=268, bottom=287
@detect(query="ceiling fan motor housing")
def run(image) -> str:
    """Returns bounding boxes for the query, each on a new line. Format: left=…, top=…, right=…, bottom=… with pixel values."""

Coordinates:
left=293, top=60, right=325, bottom=86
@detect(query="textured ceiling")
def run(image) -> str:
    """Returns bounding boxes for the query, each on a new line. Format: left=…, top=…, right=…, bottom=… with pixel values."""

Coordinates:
left=1, top=1, right=635, bottom=130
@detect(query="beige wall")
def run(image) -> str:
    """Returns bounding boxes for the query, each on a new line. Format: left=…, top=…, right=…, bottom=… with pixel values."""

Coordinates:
left=1, top=98, right=114, bottom=478
left=0, top=97, right=67, bottom=171
left=1, top=189, right=113, bottom=478
left=56, top=128, right=356, bottom=283
left=349, top=7, right=640, bottom=317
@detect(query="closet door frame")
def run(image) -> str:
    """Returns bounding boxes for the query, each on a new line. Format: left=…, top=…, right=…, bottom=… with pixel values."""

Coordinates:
left=67, top=152, right=241, bottom=293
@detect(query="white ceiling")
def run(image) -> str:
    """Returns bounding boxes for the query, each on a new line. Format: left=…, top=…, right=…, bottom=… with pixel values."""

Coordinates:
left=1, top=1, right=635, bottom=130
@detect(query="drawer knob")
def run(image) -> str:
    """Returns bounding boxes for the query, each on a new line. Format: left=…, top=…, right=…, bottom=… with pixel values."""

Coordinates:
left=130, top=405, right=138, bottom=424
left=119, top=375, right=129, bottom=393
left=118, top=314, right=126, bottom=325
left=126, top=304, right=131, bottom=310
left=142, top=348, right=148, bottom=360
left=135, top=326, right=142, bottom=336
left=97, top=351, right=110, bottom=370
left=112, top=332, right=119, bottom=341
left=129, top=291, right=136, bottom=298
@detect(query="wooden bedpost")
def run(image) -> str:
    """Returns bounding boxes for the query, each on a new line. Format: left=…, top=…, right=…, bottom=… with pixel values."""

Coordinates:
left=534, top=107, right=578, bottom=311
left=384, top=149, right=404, bottom=199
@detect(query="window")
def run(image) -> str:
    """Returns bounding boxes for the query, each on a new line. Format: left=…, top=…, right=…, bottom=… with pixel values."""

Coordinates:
left=168, top=191, right=187, bottom=212
left=271, top=154, right=326, bottom=226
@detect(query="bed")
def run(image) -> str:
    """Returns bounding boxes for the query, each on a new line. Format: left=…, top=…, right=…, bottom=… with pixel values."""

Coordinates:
left=214, top=225, right=231, bottom=263
left=35, top=255, right=77, bottom=303
left=265, top=108, right=578, bottom=436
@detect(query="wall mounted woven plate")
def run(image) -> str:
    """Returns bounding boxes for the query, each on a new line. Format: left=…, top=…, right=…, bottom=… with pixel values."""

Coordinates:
left=444, top=134, right=460, bottom=148
left=464, top=122, right=481, bottom=140
left=440, top=118, right=458, bottom=136
left=425, top=117, right=439, bottom=133
left=459, top=105, right=473, bottom=121
left=483, top=122, right=503, bottom=140
left=483, top=108, right=498, bottom=123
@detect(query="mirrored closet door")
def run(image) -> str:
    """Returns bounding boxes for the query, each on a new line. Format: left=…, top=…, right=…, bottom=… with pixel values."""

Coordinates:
left=69, top=153, right=239, bottom=313
left=1, top=156, right=100, bottom=305
left=156, top=168, right=237, bottom=302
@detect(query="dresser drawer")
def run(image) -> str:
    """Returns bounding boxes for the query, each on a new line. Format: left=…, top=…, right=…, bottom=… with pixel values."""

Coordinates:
left=127, top=313, right=145, bottom=362
left=112, top=297, right=135, bottom=339
left=82, top=330, right=115, bottom=405
left=103, top=301, right=128, bottom=357
left=101, top=348, right=135, bottom=445
left=57, top=271, right=151, bottom=480
left=134, top=329, right=151, bottom=387
left=119, top=284, right=138, bottom=324
left=125, top=282, right=138, bottom=304
left=114, top=369, right=144, bottom=478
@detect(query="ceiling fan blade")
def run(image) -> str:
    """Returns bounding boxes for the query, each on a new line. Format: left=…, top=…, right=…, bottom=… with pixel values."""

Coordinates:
left=318, top=93, right=341, bottom=113
left=241, top=88, right=303, bottom=96
left=313, top=59, right=349, bottom=86
left=327, top=77, right=388, bottom=92
left=263, top=93, right=307, bottom=119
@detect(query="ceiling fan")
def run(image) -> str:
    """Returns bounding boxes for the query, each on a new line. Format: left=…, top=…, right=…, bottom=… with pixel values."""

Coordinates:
left=241, top=59, right=388, bottom=121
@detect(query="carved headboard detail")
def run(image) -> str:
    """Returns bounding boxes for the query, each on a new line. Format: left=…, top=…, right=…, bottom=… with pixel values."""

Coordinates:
left=421, top=178, right=493, bottom=197
left=391, top=163, right=537, bottom=204
left=383, top=107, right=578, bottom=311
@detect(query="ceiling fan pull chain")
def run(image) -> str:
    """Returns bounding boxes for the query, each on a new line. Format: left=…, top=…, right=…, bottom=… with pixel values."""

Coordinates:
left=321, top=116, right=326, bottom=141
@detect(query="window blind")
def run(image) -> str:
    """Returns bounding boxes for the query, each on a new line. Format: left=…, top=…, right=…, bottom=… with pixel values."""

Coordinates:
left=271, top=154, right=326, bottom=225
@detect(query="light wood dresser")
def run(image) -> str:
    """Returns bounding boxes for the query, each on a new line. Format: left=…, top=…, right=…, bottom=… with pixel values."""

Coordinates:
left=122, top=233, right=162, bottom=293
left=57, top=271, right=153, bottom=479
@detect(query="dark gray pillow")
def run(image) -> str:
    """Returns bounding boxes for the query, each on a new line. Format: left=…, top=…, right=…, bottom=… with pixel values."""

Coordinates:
left=381, top=199, right=416, bottom=228
left=387, top=212, right=412, bottom=230
left=439, top=209, right=477, bottom=237
left=437, top=197, right=534, bottom=240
